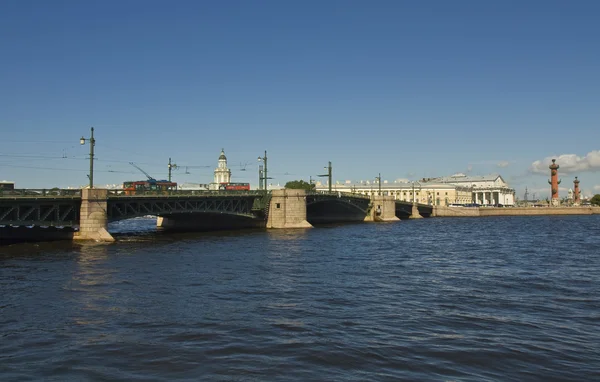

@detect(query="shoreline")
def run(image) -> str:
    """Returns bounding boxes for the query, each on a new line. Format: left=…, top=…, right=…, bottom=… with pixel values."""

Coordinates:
left=433, top=206, right=600, bottom=217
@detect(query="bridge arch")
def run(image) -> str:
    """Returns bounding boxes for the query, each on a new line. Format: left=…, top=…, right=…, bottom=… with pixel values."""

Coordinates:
left=306, top=194, right=371, bottom=224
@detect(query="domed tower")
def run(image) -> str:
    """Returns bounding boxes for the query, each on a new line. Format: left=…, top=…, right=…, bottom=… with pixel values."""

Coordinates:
left=548, top=159, right=561, bottom=206
left=212, top=148, right=231, bottom=189
left=573, top=176, right=581, bottom=205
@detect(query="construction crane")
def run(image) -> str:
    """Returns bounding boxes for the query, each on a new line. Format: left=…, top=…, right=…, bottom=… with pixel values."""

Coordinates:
left=129, top=162, right=156, bottom=181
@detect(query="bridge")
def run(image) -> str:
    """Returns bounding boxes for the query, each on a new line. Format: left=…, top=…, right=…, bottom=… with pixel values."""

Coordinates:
left=0, top=188, right=432, bottom=243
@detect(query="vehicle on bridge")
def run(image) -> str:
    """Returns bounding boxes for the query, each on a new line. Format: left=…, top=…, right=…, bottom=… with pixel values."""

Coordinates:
left=123, top=162, right=178, bottom=195
left=218, top=182, right=250, bottom=191
left=123, top=180, right=177, bottom=195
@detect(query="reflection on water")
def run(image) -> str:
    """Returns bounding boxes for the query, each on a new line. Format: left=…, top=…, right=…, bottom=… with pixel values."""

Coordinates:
left=1, top=216, right=600, bottom=381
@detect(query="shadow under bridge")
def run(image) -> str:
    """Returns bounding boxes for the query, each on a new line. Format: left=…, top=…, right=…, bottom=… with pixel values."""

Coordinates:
left=306, top=192, right=372, bottom=224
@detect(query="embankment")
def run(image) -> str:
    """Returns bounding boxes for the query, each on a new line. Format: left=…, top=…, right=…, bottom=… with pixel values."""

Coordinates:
left=433, top=206, right=600, bottom=217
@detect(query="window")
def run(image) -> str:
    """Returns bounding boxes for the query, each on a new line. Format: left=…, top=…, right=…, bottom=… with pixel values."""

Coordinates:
left=436, top=192, right=439, bottom=196
left=276, top=203, right=281, bottom=209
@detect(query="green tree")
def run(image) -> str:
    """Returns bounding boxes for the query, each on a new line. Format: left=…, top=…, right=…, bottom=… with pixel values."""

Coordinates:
left=590, top=194, right=600, bottom=206
left=285, top=180, right=315, bottom=191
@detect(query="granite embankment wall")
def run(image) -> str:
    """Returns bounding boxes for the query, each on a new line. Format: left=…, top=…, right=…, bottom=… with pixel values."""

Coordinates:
left=433, top=206, right=600, bottom=217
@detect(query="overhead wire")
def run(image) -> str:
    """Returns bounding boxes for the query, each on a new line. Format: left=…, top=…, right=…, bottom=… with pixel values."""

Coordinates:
left=0, top=164, right=139, bottom=173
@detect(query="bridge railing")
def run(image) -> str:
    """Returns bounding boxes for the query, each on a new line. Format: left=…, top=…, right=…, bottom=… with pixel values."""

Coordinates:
left=308, top=190, right=371, bottom=200
left=0, top=189, right=82, bottom=198
left=106, top=189, right=268, bottom=197
left=0, top=189, right=270, bottom=198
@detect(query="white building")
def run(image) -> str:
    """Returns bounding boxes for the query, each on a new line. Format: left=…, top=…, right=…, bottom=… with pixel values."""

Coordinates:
left=314, top=173, right=516, bottom=206
left=431, top=173, right=515, bottom=206
left=210, top=149, right=231, bottom=190
left=314, top=180, right=472, bottom=206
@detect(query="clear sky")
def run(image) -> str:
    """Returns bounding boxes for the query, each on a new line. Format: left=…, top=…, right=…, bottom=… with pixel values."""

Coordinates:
left=1, top=0, right=599, bottom=199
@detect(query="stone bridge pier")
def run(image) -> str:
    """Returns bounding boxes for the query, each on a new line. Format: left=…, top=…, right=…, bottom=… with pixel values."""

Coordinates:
left=74, top=189, right=114, bottom=242
left=365, top=196, right=399, bottom=222
left=267, top=189, right=313, bottom=229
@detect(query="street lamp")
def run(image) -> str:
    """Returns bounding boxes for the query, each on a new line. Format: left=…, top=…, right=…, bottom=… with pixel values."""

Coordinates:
left=318, top=161, right=332, bottom=192
left=168, top=157, right=178, bottom=182
left=375, top=173, right=382, bottom=195
left=257, top=150, right=268, bottom=191
left=80, top=127, right=95, bottom=189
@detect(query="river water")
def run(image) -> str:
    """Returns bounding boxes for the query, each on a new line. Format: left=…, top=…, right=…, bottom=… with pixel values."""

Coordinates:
left=1, top=216, right=599, bottom=381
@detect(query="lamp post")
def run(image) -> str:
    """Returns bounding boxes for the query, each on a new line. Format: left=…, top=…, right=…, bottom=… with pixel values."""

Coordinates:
left=168, top=158, right=178, bottom=182
left=257, top=150, right=268, bottom=191
left=375, top=173, right=382, bottom=195
left=318, top=161, right=332, bottom=192
left=80, top=127, right=95, bottom=189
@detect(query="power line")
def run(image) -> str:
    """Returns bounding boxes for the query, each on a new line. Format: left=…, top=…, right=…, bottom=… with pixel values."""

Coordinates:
left=0, top=140, right=74, bottom=143
left=0, top=154, right=85, bottom=160
left=0, top=164, right=140, bottom=173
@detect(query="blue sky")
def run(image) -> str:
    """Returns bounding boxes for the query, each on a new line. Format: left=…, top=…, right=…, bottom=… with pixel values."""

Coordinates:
left=1, top=0, right=599, bottom=199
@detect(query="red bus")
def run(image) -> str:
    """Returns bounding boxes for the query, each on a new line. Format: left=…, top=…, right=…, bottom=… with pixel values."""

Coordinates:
left=123, top=180, right=177, bottom=195
left=218, top=182, right=250, bottom=191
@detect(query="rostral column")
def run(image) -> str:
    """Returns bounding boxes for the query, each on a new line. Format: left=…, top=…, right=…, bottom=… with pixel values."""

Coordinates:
left=573, top=176, right=581, bottom=205
left=548, top=159, right=561, bottom=206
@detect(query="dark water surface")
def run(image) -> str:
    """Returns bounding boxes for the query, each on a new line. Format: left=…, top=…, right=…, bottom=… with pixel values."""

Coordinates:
left=1, top=216, right=599, bottom=381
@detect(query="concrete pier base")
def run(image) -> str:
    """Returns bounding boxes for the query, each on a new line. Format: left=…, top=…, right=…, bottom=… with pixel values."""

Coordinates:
left=74, top=189, right=115, bottom=242
left=366, top=196, right=400, bottom=222
left=409, top=203, right=423, bottom=219
left=267, top=189, right=312, bottom=229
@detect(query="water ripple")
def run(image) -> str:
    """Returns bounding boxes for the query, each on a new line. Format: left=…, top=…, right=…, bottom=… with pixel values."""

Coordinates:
left=1, top=215, right=600, bottom=381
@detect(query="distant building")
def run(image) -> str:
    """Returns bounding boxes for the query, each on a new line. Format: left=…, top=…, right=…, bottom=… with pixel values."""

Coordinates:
left=315, top=180, right=472, bottom=206
left=211, top=149, right=231, bottom=190
left=0, top=181, right=15, bottom=190
left=430, top=173, right=515, bottom=206
left=314, top=173, right=516, bottom=206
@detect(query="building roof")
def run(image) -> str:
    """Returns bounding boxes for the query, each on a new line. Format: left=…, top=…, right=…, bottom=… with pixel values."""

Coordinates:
left=218, top=149, right=227, bottom=160
left=315, top=181, right=460, bottom=190
left=433, top=173, right=502, bottom=183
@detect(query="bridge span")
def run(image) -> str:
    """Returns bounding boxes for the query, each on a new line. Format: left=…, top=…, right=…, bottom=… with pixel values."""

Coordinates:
left=0, top=189, right=432, bottom=243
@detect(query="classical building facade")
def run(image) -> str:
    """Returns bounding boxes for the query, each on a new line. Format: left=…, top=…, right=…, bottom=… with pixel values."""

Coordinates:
left=314, top=180, right=472, bottom=206
left=431, top=173, right=515, bottom=205
left=210, top=149, right=231, bottom=190
left=314, top=173, right=516, bottom=206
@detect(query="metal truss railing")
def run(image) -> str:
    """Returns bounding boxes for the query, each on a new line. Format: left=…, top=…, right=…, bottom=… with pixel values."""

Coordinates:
left=306, top=192, right=372, bottom=213
left=106, top=189, right=266, bottom=197
left=0, top=189, right=267, bottom=198
left=308, top=190, right=372, bottom=200
left=0, top=198, right=80, bottom=226
left=107, top=195, right=265, bottom=222
left=0, top=189, right=82, bottom=198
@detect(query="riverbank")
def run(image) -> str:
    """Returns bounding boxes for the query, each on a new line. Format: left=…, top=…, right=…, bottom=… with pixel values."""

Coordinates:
left=433, top=206, right=600, bottom=217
